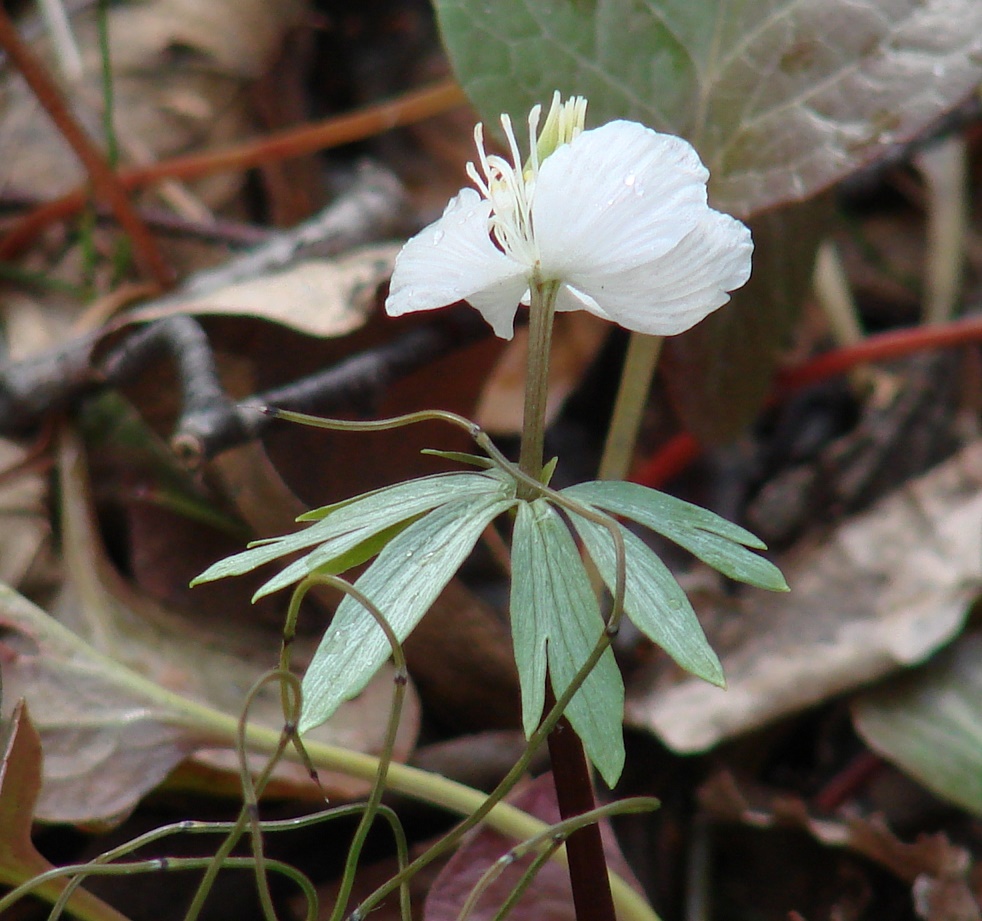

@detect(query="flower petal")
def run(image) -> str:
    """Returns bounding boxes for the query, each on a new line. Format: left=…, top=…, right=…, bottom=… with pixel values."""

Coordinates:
left=559, top=209, right=753, bottom=336
left=533, top=121, right=715, bottom=277
left=385, top=188, right=529, bottom=338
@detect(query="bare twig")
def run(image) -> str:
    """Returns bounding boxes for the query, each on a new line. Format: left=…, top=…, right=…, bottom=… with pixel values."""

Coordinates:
left=0, top=5, right=172, bottom=285
left=0, top=307, right=490, bottom=462
left=170, top=307, right=490, bottom=466
left=0, top=79, right=466, bottom=259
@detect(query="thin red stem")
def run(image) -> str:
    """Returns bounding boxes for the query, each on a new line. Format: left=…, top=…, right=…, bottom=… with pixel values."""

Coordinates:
left=544, top=687, right=617, bottom=921
left=0, top=6, right=172, bottom=286
left=0, top=79, right=467, bottom=260
left=633, top=315, right=982, bottom=488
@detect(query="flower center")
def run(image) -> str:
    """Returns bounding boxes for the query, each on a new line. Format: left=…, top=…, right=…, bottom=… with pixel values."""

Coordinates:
left=466, top=93, right=586, bottom=270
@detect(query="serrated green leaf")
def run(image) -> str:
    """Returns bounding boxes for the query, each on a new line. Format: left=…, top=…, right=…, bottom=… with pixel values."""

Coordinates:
left=192, top=471, right=505, bottom=586
left=300, top=493, right=517, bottom=732
left=853, top=633, right=982, bottom=817
left=511, top=500, right=625, bottom=787
left=434, top=0, right=982, bottom=218
left=563, top=481, right=788, bottom=592
left=569, top=514, right=724, bottom=686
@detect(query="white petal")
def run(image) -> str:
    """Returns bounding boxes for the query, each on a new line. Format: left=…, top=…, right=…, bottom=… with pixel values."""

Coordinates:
left=559, top=210, right=753, bottom=336
left=533, top=121, right=714, bottom=278
left=385, top=188, right=529, bottom=338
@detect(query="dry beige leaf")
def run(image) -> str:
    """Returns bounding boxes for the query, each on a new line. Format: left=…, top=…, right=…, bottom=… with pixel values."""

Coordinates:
left=130, top=243, right=400, bottom=337
left=0, top=440, right=50, bottom=591
left=626, top=440, right=982, bottom=753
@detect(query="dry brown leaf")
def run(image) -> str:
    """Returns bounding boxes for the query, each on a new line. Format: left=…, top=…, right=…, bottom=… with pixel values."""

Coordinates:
left=0, top=700, right=133, bottom=921
left=0, top=439, right=50, bottom=591
left=626, top=440, right=982, bottom=753
left=0, top=428, right=419, bottom=823
left=130, top=244, right=401, bottom=338
left=699, top=770, right=980, bottom=921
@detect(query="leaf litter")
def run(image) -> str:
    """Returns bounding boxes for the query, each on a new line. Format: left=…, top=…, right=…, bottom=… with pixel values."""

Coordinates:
left=0, top=0, right=980, bottom=918
left=627, top=438, right=982, bottom=753
left=0, top=427, right=419, bottom=823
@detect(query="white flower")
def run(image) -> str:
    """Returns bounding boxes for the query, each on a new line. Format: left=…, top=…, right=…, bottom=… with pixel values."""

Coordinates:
left=385, top=93, right=753, bottom=340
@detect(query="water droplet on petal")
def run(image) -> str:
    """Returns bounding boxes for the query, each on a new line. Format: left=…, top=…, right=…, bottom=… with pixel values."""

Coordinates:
left=624, top=173, right=636, bottom=187
left=433, top=230, right=445, bottom=245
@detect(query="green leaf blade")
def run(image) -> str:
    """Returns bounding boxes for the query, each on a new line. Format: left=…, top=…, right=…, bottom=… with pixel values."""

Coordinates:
left=563, top=481, right=788, bottom=592
left=570, top=513, right=724, bottom=687
left=853, top=634, right=982, bottom=818
left=192, top=471, right=505, bottom=587
left=299, top=493, right=517, bottom=733
left=435, top=0, right=982, bottom=217
left=511, top=500, right=625, bottom=787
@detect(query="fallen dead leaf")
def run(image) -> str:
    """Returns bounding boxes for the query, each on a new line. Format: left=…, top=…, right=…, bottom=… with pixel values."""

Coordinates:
left=0, top=439, right=50, bottom=591
left=626, top=439, right=982, bottom=753
left=699, top=771, right=981, bottom=921
left=0, top=427, right=419, bottom=823
left=130, top=243, right=401, bottom=338
left=0, top=700, right=133, bottom=920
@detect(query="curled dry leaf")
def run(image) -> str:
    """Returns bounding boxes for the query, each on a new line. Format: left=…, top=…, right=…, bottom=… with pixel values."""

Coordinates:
left=0, top=700, right=133, bottom=920
left=626, top=439, right=982, bottom=753
left=699, top=770, right=980, bottom=921
left=0, top=429, right=419, bottom=824
left=131, top=243, right=401, bottom=338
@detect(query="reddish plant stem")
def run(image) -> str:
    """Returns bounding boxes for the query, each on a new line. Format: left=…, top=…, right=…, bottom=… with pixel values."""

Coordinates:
left=775, top=313, right=982, bottom=391
left=813, top=751, right=883, bottom=812
left=544, top=686, right=617, bottom=921
left=0, top=79, right=467, bottom=260
left=0, top=6, right=172, bottom=286
left=633, top=314, right=982, bottom=488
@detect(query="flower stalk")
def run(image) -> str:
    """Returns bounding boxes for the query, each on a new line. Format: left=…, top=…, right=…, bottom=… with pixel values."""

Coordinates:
left=519, top=283, right=615, bottom=921
left=598, top=333, right=664, bottom=482
left=517, top=276, right=559, bottom=494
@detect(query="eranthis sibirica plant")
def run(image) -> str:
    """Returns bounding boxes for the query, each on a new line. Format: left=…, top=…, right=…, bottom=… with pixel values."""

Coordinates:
left=385, top=92, right=753, bottom=339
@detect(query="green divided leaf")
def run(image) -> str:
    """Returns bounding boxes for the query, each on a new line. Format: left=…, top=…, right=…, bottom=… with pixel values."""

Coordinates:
left=299, top=493, right=517, bottom=733
left=510, top=500, right=625, bottom=787
left=251, top=520, right=410, bottom=600
left=563, top=480, right=788, bottom=592
left=192, top=471, right=507, bottom=589
left=568, top=513, right=724, bottom=687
